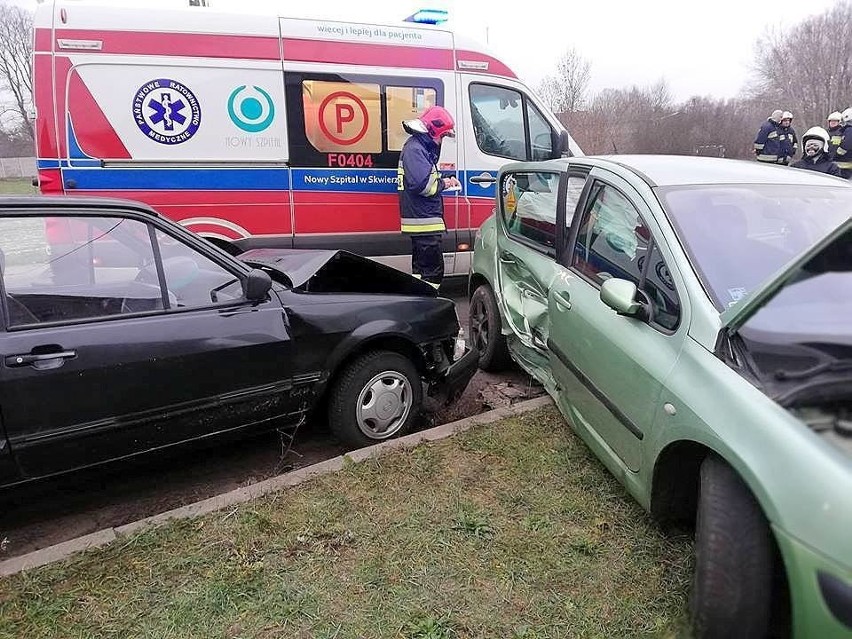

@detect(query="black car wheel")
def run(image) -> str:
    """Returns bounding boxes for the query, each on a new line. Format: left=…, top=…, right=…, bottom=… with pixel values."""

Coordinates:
left=328, top=351, right=422, bottom=449
left=469, top=284, right=510, bottom=372
left=691, top=454, right=774, bottom=639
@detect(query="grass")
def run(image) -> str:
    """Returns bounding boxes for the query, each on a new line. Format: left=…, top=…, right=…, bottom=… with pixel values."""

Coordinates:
left=0, top=407, right=695, bottom=638
left=0, top=178, right=36, bottom=195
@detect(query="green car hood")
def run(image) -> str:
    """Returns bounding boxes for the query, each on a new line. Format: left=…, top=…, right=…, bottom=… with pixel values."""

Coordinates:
left=720, top=216, right=852, bottom=334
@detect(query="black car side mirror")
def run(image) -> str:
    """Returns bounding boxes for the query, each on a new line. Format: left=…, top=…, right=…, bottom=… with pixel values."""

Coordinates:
left=245, top=268, right=272, bottom=301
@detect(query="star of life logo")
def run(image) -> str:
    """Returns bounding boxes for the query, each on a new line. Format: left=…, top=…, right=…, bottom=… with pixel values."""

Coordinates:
left=133, top=79, right=201, bottom=145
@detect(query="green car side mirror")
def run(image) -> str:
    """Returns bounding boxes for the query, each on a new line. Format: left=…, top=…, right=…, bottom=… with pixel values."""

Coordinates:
left=600, top=278, right=648, bottom=321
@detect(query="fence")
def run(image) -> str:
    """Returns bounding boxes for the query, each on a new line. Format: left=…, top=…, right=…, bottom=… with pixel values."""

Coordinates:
left=0, top=157, right=36, bottom=179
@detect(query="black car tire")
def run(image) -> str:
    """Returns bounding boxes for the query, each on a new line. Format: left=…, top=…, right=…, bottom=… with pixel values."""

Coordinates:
left=691, top=454, right=773, bottom=639
left=469, top=284, right=511, bottom=372
left=328, top=351, right=422, bottom=449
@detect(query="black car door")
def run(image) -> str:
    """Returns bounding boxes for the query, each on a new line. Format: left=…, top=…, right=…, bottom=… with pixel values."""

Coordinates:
left=0, top=210, right=299, bottom=481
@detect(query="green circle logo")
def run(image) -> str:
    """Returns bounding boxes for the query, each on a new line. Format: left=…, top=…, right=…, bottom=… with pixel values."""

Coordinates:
left=228, top=85, right=275, bottom=133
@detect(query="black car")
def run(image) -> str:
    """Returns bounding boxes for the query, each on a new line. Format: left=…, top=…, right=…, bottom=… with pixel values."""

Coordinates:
left=0, top=197, right=476, bottom=488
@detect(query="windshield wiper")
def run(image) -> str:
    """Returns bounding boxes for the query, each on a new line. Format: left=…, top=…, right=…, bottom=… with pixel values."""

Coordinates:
left=775, top=358, right=852, bottom=381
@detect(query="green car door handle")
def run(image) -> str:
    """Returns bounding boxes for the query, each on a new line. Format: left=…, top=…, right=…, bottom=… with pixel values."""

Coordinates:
left=499, top=251, right=518, bottom=266
left=554, top=291, right=572, bottom=311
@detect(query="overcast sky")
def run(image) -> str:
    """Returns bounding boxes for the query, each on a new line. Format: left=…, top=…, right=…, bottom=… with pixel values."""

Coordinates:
left=21, top=0, right=842, bottom=101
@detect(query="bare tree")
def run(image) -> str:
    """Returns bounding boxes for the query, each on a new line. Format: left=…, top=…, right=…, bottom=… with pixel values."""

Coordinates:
left=537, top=47, right=592, bottom=113
left=751, top=1, right=852, bottom=128
left=0, top=1, right=34, bottom=139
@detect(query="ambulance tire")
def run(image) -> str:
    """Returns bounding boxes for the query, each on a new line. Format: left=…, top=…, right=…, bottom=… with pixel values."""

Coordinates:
left=327, top=350, right=422, bottom=449
left=469, top=284, right=510, bottom=372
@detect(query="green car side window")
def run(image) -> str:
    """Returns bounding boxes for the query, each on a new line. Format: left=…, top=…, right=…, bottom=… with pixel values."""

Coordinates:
left=572, top=183, right=649, bottom=284
left=500, top=171, right=559, bottom=251
left=572, top=182, right=681, bottom=331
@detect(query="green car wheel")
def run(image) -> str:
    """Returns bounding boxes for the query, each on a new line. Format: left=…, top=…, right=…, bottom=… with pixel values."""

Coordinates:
left=469, top=284, right=510, bottom=372
left=692, top=455, right=774, bottom=638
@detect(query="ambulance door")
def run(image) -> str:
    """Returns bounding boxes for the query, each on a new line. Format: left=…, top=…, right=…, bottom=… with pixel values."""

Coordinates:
left=284, top=70, right=460, bottom=275
left=456, top=75, right=568, bottom=256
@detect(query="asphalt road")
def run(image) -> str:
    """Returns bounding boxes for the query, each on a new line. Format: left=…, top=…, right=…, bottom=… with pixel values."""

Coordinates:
left=0, top=282, right=544, bottom=560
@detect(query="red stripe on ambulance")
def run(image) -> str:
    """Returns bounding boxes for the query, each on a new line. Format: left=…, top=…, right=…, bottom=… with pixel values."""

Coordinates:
left=54, top=29, right=281, bottom=60
left=283, top=38, right=454, bottom=71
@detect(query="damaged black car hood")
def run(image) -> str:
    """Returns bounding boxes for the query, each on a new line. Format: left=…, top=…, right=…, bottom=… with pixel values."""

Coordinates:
left=238, top=249, right=439, bottom=297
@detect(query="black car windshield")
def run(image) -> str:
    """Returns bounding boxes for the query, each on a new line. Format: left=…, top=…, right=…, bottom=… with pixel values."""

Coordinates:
left=659, top=184, right=852, bottom=311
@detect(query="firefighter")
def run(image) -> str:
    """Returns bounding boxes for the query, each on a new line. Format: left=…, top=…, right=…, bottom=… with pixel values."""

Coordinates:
left=754, top=110, right=784, bottom=164
left=778, top=111, right=798, bottom=165
left=791, top=127, right=841, bottom=177
left=397, top=105, right=459, bottom=289
left=827, top=111, right=843, bottom=159
left=833, top=108, right=852, bottom=179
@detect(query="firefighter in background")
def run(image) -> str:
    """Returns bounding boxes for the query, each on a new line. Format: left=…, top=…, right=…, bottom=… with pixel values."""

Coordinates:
left=791, top=127, right=841, bottom=177
left=754, top=110, right=784, bottom=163
left=827, top=111, right=843, bottom=159
left=397, top=106, right=460, bottom=289
left=834, top=108, right=852, bottom=179
left=778, top=111, right=798, bottom=165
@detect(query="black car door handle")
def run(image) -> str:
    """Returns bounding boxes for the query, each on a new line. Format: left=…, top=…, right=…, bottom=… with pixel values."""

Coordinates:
left=5, top=350, right=77, bottom=368
left=469, top=174, right=496, bottom=185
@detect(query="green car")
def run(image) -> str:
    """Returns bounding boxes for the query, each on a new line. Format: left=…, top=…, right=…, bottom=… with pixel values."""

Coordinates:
left=468, top=155, right=852, bottom=638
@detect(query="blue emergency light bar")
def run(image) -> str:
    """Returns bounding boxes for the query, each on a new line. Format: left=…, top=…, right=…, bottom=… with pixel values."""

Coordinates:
left=404, top=9, right=449, bottom=25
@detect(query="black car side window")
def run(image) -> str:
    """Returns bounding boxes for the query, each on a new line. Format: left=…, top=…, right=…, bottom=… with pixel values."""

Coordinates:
left=501, top=171, right=559, bottom=251
left=571, top=183, right=650, bottom=286
left=0, top=216, right=164, bottom=327
left=153, top=229, right=244, bottom=308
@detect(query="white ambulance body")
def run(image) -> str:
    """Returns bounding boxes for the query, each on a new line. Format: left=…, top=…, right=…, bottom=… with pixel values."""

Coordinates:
left=33, top=0, right=582, bottom=275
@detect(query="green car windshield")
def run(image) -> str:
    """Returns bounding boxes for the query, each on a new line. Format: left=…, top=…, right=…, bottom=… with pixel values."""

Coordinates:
left=659, top=184, right=852, bottom=313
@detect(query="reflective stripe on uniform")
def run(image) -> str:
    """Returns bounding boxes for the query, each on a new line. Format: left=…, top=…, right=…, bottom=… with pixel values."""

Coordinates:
left=419, top=167, right=441, bottom=197
left=402, top=223, right=446, bottom=233
left=836, top=161, right=852, bottom=169
left=754, top=143, right=765, bottom=150
left=837, top=147, right=848, bottom=156
left=756, top=154, right=778, bottom=162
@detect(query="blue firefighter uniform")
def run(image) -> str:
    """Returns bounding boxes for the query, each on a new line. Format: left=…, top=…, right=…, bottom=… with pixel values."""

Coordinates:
left=791, top=151, right=842, bottom=177
left=828, top=124, right=843, bottom=160
left=834, top=124, right=852, bottom=179
left=779, top=126, right=798, bottom=165
left=754, top=119, right=783, bottom=163
left=398, top=132, right=447, bottom=286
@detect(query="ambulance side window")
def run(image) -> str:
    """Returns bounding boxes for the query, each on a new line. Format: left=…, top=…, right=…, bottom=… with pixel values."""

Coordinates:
left=528, top=102, right=554, bottom=160
left=285, top=73, right=442, bottom=170
left=469, top=83, right=557, bottom=162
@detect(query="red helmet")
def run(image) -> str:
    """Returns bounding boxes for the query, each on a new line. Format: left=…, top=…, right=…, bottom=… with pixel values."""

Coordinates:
left=418, top=105, right=455, bottom=140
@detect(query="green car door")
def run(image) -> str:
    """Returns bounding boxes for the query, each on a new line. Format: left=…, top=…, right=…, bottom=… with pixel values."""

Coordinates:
left=492, top=168, right=565, bottom=377
left=546, top=169, right=688, bottom=474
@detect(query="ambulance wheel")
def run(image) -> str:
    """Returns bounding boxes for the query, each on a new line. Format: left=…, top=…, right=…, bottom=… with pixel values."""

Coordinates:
left=469, top=284, right=510, bottom=372
left=328, top=351, right=421, bottom=449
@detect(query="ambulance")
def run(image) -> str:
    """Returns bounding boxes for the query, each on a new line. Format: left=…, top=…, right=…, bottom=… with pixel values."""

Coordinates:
left=32, top=1, right=582, bottom=275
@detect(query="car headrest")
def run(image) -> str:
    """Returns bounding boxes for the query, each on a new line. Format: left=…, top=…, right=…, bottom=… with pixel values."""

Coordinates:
left=162, top=256, right=199, bottom=288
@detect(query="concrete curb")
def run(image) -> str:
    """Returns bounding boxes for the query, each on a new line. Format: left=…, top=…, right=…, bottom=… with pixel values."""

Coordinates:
left=0, top=395, right=553, bottom=578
